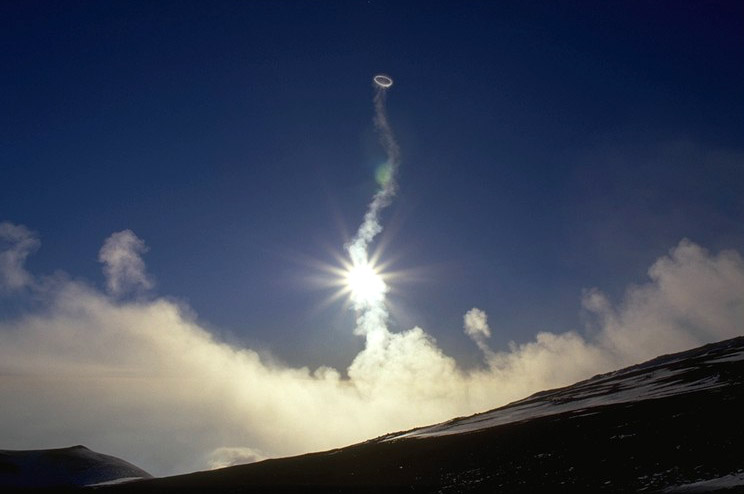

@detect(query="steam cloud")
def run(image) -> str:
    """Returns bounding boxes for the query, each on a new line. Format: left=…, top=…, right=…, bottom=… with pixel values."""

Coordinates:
left=99, top=230, right=154, bottom=297
left=464, top=308, right=494, bottom=357
left=0, top=222, right=39, bottom=294
left=0, top=223, right=742, bottom=475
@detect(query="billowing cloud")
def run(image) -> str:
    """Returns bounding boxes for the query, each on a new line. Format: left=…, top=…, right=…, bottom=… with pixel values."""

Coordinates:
left=463, top=308, right=493, bottom=356
left=464, top=308, right=490, bottom=339
left=0, top=225, right=742, bottom=476
left=0, top=222, right=39, bottom=293
left=98, top=230, right=154, bottom=297
left=586, top=239, right=744, bottom=363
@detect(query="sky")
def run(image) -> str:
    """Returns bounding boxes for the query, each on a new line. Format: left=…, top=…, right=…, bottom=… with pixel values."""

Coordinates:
left=1, top=0, right=743, bottom=477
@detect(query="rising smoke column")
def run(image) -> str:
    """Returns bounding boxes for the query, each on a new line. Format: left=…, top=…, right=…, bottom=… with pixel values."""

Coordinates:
left=346, top=74, right=399, bottom=337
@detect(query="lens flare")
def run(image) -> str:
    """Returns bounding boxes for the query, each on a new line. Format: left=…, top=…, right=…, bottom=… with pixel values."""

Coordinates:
left=345, top=261, right=387, bottom=307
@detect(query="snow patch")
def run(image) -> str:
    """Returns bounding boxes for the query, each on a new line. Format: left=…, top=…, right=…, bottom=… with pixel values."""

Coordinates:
left=704, top=350, right=744, bottom=364
left=386, top=356, right=728, bottom=440
left=86, top=476, right=147, bottom=487
left=661, top=472, right=744, bottom=492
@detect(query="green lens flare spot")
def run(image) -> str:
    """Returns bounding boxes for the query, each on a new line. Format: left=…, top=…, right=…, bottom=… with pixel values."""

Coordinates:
left=375, top=163, right=392, bottom=186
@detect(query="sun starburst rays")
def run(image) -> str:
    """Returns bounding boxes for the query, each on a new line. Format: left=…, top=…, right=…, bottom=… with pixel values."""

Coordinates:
left=345, top=260, right=387, bottom=308
left=303, top=245, right=398, bottom=315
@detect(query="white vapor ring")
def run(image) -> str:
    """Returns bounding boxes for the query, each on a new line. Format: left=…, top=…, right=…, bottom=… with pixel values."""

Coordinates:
left=373, top=74, right=393, bottom=88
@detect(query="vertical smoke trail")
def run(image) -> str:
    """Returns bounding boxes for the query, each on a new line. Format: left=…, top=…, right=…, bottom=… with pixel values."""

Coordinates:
left=346, top=74, right=399, bottom=335
left=347, top=75, right=399, bottom=269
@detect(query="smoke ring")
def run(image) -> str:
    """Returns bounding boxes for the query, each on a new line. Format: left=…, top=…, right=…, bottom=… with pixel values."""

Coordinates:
left=373, top=74, right=393, bottom=88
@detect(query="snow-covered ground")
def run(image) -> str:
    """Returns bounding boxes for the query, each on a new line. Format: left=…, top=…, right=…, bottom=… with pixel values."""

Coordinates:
left=88, top=476, right=148, bottom=487
left=661, top=472, right=744, bottom=492
left=386, top=339, right=743, bottom=441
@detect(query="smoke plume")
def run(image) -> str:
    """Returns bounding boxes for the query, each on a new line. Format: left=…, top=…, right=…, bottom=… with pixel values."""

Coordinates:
left=346, top=79, right=399, bottom=287
left=344, top=75, right=401, bottom=349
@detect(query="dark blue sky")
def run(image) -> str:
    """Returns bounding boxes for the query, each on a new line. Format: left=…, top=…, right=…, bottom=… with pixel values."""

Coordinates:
left=2, top=0, right=743, bottom=369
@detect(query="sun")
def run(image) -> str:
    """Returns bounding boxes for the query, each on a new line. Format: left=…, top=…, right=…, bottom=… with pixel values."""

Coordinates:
left=305, top=245, right=403, bottom=313
left=345, top=261, right=387, bottom=307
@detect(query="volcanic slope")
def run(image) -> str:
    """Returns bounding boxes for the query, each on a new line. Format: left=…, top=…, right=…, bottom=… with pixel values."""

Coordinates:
left=103, top=335, right=744, bottom=493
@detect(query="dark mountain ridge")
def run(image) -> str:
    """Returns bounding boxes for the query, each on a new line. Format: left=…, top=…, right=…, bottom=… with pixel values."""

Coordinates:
left=0, top=445, right=151, bottom=489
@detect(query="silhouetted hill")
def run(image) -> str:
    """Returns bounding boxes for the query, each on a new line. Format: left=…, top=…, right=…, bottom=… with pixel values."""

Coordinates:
left=0, top=445, right=151, bottom=490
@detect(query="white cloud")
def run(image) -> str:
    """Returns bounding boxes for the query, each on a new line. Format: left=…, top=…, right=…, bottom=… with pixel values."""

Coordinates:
left=98, top=230, right=154, bottom=297
left=0, top=226, right=742, bottom=476
left=464, top=308, right=490, bottom=339
left=463, top=307, right=493, bottom=356
left=588, top=239, right=744, bottom=363
left=0, top=222, right=39, bottom=293
left=206, top=447, right=266, bottom=470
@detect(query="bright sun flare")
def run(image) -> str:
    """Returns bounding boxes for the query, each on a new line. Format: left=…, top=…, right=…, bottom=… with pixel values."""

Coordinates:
left=345, top=262, right=387, bottom=306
